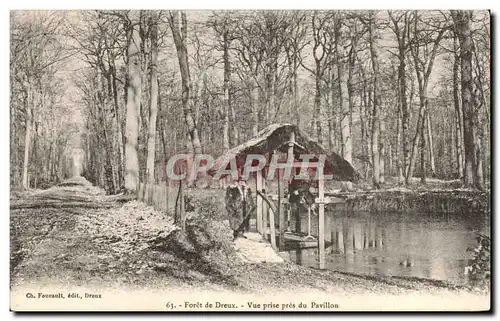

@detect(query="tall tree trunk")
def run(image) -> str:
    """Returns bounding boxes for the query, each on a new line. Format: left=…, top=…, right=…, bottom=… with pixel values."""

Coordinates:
left=124, top=10, right=142, bottom=193
left=360, top=82, right=367, bottom=176
left=228, top=94, right=239, bottom=146
left=408, top=95, right=426, bottom=181
left=293, top=61, right=300, bottom=128
left=450, top=111, right=456, bottom=176
left=251, top=77, right=259, bottom=137
left=473, top=77, right=486, bottom=189
left=472, top=40, right=488, bottom=186
left=222, top=29, right=231, bottom=151
left=396, top=95, right=404, bottom=183
left=146, top=11, right=159, bottom=190
left=160, top=114, right=168, bottom=162
left=379, top=119, right=386, bottom=184
left=168, top=11, right=203, bottom=155
left=366, top=81, right=373, bottom=179
left=388, top=143, right=393, bottom=179
left=400, top=56, right=410, bottom=184
left=110, top=63, right=124, bottom=189
left=426, top=110, right=436, bottom=176
left=475, top=140, right=484, bottom=188
left=452, top=10, right=481, bottom=189
left=408, top=15, right=444, bottom=183
left=22, top=82, right=33, bottom=189
left=329, top=69, right=338, bottom=151
left=97, top=71, right=115, bottom=193
left=101, top=119, right=115, bottom=192
left=360, top=66, right=371, bottom=179
left=32, top=121, right=38, bottom=188
left=314, top=61, right=323, bottom=144
left=475, top=113, right=485, bottom=189
left=453, top=38, right=464, bottom=179
left=335, top=20, right=352, bottom=164
left=389, top=11, right=410, bottom=184
left=420, top=106, right=427, bottom=184
left=267, top=60, right=277, bottom=126
left=369, top=13, right=381, bottom=189
left=10, top=60, right=18, bottom=187
left=327, top=115, right=334, bottom=151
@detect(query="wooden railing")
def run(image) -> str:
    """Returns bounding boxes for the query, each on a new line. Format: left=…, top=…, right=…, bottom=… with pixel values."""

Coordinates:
left=137, top=181, right=187, bottom=230
left=256, top=190, right=278, bottom=250
left=255, top=177, right=342, bottom=269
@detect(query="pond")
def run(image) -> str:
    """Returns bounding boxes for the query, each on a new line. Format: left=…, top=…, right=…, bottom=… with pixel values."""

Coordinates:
left=286, top=210, right=490, bottom=285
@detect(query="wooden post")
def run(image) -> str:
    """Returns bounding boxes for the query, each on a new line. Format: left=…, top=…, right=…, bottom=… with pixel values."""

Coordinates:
left=318, top=178, right=325, bottom=269
left=269, top=201, right=277, bottom=250
left=331, top=229, right=336, bottom=254
left=180, top=182, right=186, bottom=231
left=165, top=179, right=169, bottom=213
left=137, top=183, right=142, bottom=201
left=287, top=131, right=295, bottom=234
left=151, top=184, right=154, bottom=208
left=150, top=184, right=153, bottom=206
left=288, top=131, right=295, bottom=163
left=256, top=170, right=263, bottom=234
left=155, top=184, right=158, bottom=211
left=278, top=170, right=285, bottom=251
left=159, top=185, right=164, bottom=212
left=152, top=184, right=155, bottom=206
left=286, top=207, right=291, bottom=232
left=153, top=184, right=157, bottom=209
left=262, top=181, right=268, bottom=241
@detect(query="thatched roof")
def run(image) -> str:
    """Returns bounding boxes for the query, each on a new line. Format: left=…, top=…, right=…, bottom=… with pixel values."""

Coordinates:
left=208, top=123, right=360, bottom=182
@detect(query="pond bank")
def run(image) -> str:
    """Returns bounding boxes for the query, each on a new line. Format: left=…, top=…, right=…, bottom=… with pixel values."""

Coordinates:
left=329, top=189, right=490, bottom=214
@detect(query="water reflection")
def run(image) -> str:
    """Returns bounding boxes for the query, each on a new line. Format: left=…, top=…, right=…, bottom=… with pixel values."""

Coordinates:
left=287, top=210, right=489, bottom=284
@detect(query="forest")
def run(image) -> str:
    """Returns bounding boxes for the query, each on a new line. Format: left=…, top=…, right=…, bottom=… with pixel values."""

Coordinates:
left=10, top=10, right=491, bottom=194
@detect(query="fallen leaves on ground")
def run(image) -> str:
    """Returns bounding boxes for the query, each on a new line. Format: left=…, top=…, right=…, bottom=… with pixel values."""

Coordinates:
left=75, top=200, right=176, bottom=258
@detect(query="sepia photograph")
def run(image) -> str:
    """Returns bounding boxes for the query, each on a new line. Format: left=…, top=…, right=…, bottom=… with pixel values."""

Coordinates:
left=9, top=8, right=491, bottom=312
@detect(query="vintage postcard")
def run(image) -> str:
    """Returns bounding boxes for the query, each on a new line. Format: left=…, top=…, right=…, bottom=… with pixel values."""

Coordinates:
left=9, top=9, right=491, bottom=312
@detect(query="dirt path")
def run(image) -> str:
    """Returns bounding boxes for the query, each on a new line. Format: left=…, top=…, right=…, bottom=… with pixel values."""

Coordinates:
left=10, top=179, right=184, bottom=290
